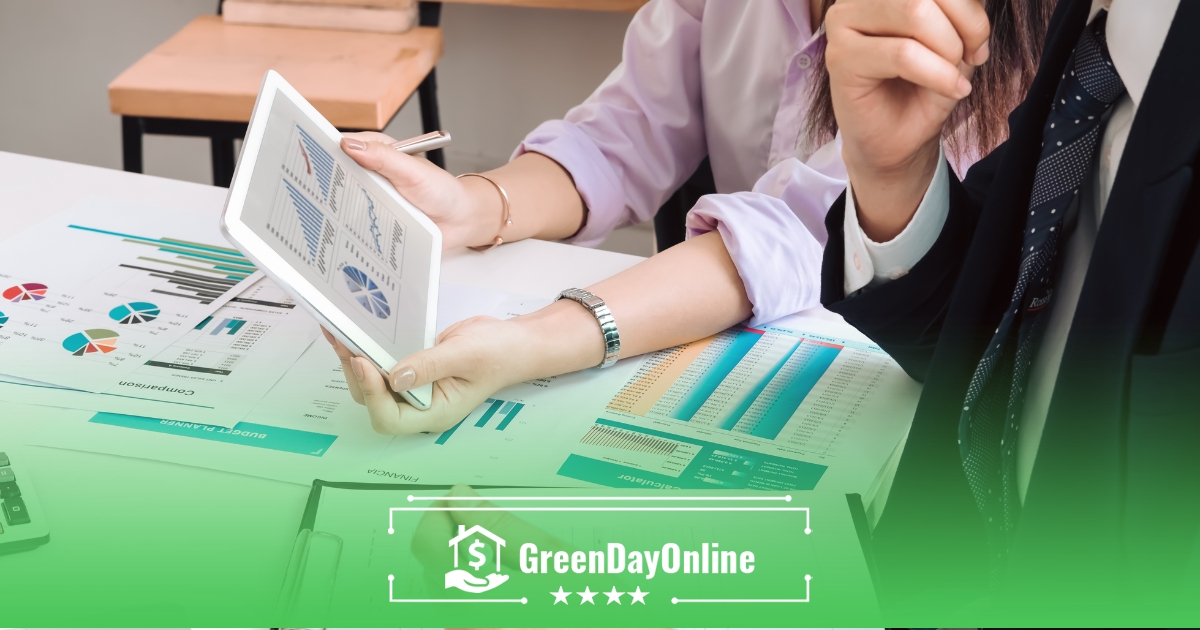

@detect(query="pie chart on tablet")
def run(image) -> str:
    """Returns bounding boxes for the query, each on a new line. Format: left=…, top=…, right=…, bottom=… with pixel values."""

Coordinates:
left=3, top=282, right=48, bottom=302
left=342, top=266, right=390, bottom=319
left=62, top=329, right=120, bottom=356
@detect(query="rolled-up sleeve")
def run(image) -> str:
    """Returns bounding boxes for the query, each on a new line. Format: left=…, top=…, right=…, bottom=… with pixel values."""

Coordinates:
left=686, top=152, right=847, bottom=326
left=514, top=0, right=707, bottom=247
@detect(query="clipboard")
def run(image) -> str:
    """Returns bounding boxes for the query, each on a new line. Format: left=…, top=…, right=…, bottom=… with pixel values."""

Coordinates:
left=845, top=492, right=882, bottom=590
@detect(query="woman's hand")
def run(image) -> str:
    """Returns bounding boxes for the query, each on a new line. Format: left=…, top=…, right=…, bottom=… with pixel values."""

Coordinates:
left=824, top=0, right=991, bottom=241
left=340, top=132, right=588, bottom=249
left=323, top=316, right=532, bottom=434
left=340, top=131, right=499, bottom=250
left=323, top=299, right=607, bottom=435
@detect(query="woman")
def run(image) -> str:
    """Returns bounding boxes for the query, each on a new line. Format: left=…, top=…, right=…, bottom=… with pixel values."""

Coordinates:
left=328, top=0, right=1054, bottom=434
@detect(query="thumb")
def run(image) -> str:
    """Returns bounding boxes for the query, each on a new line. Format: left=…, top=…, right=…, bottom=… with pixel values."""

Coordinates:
left=387, top=342, right=465, bottom=393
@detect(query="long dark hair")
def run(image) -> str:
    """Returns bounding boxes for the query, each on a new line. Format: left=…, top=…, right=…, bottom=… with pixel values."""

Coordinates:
left=805, top=0, right=1058, bottom=161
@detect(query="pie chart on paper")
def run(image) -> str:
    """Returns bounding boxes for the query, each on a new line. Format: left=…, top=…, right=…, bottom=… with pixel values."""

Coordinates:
left=0, top=311, right=8, bottom=328
left=62, top=329, right=120, bottom=356
left=341, top=266, right=391, bottom=319
left=2, top=282, right=48, bottom=302
left=109, top=301, right=160, bottom=324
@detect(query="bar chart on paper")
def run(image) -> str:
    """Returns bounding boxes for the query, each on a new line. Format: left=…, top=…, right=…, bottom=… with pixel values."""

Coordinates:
left=0, top=198, right=260, bottom=393
left=148, top=287, right=296, bottom=375
left=547, top=325, right=914, bottom=492
left=66, top=225, right=257, bottom=304
left=434, top=398, right=528, bottom=445
left=606, top=326, right=892, bottom=450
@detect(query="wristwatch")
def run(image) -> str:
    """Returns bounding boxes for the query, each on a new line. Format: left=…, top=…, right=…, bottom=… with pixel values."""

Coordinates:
left=556, top=288, right=621, bottom=368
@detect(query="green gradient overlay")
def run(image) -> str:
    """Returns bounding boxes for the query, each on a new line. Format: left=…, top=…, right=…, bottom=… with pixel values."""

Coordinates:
left=3, top=477, right=1198, bottom=626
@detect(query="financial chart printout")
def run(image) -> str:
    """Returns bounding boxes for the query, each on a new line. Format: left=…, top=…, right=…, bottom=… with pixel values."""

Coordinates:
left=0, top=277, right=320, bottom=426
left=361, top=319, right=920, bottom=494
left=0, top=197, right=259, bottom=392
left=583, top=326, right=899, bottom=488
left=237, top=94, right=435, bottom=364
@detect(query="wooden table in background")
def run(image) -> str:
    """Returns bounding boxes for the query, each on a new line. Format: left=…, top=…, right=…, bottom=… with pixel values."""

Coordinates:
left=108, top=0, right=647, bottom=186
left=110, top=10, right=445, bottom=184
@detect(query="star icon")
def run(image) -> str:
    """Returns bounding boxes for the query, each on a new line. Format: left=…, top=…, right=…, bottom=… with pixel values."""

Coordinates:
left=551, top=586, right=570, bottom=605
left=577, top=585, right=597, bottom=604
left=628, top=585, right=649, bottom=604
left=603, top=586, right=625, bottom=604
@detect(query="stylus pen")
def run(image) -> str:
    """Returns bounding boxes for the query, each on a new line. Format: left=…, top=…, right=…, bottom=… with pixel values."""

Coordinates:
left=390, top=131, right=451, bottom=155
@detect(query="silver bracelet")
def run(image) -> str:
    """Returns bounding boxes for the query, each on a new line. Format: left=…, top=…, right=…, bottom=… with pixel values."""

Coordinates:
left=556, top=288, right=620, bottom=368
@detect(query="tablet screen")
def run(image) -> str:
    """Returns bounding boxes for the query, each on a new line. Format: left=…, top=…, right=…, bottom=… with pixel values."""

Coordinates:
left=236, top=91, right=435, bottom=364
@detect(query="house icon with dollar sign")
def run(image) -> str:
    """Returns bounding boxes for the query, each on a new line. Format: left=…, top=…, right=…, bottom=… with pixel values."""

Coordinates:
left=445, top=524, right=509, bottom=593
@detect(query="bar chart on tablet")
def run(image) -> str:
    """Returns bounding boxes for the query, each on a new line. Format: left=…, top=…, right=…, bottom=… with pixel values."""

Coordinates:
left=285, top=124, right=344, bottom=208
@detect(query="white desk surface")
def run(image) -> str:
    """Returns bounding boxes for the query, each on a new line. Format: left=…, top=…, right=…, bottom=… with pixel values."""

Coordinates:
left=0, top=151, right=643, bottom=608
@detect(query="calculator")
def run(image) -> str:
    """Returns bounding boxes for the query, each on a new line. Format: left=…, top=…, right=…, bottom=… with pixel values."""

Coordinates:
left=0, top=450, right=50, bottom=554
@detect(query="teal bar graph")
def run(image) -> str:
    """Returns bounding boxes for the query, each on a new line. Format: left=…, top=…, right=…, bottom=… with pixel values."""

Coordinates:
left=717, top=340, right=803, bottom=430
left=671, top=329, right=763, bottom=421
left=210, top=317, right=247, bottom=336
left=436, top=398, right=525, bottom=443
left=495, top=403, right=524, bottom=431
left=747, top=341, right=842, bottom=439
left=474, top=399, right=505, bottom=427
left=434, top=419, right=464, bottom=445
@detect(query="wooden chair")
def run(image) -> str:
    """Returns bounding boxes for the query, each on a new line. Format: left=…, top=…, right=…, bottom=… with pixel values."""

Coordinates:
left=110, top=2, right=446, bottom=187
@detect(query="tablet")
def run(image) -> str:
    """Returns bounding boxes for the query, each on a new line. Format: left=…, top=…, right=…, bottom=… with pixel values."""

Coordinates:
left=221, top=70, right=440, bottom=409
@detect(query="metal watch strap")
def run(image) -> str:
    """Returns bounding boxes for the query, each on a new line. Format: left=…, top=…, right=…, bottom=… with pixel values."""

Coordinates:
left=556, top=288, right=620, bottom=368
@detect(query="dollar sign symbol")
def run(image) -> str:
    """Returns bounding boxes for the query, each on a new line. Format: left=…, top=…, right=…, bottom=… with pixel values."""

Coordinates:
left=468, top=538, right=487, bottom=571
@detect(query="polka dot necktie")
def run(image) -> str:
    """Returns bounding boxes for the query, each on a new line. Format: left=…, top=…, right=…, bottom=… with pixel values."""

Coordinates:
left=957, top=10, right=1125, bottom=555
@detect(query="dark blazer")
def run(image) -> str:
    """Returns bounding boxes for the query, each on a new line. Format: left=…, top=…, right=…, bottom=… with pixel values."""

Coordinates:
left=821, top=0, right=1200, bottom=620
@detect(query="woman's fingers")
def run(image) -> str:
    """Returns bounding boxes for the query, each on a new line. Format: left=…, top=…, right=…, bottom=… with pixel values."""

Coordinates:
left=932, top=0, right=991, bottom=64
left=835, top=30, right=970, bottom=100
left=326, top=317, right=521, bottom=436
left=834, top=0, right=990, bottom=67
left=351, top=356, right=407, bottom=434
left=341, top=136, right=425, bottom=186
left=323, top=320, right=496, bottom=435
left=342, top=130, right=398, bottom=145
left=341, top=136, right=448, bottom=194
left=390, top=321, right=498, bottom=392
left=837, top=0, right=966, bottom=66
left=371, top=380, right=483, bottom=434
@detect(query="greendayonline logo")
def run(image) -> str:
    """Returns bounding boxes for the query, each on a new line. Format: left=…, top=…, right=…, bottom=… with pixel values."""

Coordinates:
left=445, top=524, right=510, bottom=593
left=517, top=541, right=757, bottom=580
left=387, top=494, right=813, bottom=606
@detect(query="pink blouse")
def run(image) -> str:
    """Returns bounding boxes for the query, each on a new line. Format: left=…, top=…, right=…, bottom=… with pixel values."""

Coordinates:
left=513, top=0, right=858, bottom=324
